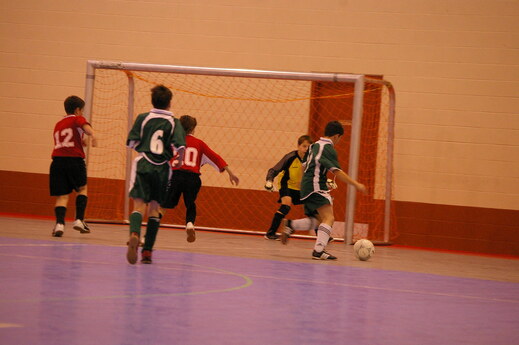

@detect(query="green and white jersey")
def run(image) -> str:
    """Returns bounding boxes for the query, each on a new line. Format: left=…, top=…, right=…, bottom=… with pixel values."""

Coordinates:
left=300, top=137, right=341, bottom=200
left=126, top=109, right=186, bottom=165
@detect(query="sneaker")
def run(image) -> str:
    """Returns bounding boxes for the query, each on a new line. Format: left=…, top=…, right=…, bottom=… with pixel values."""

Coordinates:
left=312, top=250, right=337, bottom=260
left=52, top=223, right=64, bottom=237
left=141, top=250, right=152, bottom=264
left=73, top=219, right=90, bottom=234
left=264, top=233, right=280, bottom=240
left=126, top=238, right=145, bottom=247
left=126, top=233, right=140, bottom=265
left=280, top=219, right=294, bottom=245
left=186, top=222, right=196, bottom=243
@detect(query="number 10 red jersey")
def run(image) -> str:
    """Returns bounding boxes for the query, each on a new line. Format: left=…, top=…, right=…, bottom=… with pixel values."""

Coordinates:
left=173, top=134, right=227, bottom=174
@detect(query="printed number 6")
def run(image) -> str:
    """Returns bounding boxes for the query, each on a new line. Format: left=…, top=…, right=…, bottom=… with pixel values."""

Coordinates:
left=150, top=130, right=164, bottom=154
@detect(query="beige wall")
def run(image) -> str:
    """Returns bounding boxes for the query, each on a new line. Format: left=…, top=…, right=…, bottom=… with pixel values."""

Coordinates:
left=1, top=0, right=518, bottom=210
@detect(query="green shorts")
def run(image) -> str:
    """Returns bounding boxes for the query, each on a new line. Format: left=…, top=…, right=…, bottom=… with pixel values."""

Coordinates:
left=302, top=192, right=332, bottom=217
left=129, top=156, right=170, bottom=204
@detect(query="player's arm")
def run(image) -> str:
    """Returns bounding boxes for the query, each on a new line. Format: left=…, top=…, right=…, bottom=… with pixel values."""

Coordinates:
left=82, top=123, right=97, bottom=147
left=126, top=113, right=146, bottom=149
left=265, top=152, right=293, bottom=191
left=200, top=142, right=238, bottom=186
left=170, top=118, right=186, bottom=167
left=331, top=169, right=367, bottom=194
left=320, top=144, right=366, bottom=194
left=223, top=166, right=240, bottom=186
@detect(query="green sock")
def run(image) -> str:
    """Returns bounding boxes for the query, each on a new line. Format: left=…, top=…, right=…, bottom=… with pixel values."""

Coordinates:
left=129, top=212, right=143, bottom=235
left=143, top=217, right=160, bottom=251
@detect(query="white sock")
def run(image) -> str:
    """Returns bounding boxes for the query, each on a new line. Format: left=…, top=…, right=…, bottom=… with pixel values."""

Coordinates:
left=291, top=217, right=318, bottom=231
left=314, top=223, right=332, bottom=252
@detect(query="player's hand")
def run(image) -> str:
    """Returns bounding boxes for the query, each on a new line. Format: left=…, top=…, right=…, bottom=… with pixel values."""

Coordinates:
left=171, top=159, right=182, bottom=168
left=356, top=183, right=368, bottom=195
left=326, top=178, right=337, bottom=190
left=230, top=174, right=240, bottom=186
left=264, top=180, right=273, bottom=191
left=90, top=136, right=98, bottom=147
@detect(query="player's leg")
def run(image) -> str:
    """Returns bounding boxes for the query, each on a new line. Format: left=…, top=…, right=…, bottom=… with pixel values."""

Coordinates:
left=49, top=157, right=72, bottom=237
left=312, top=202, right=337, bottom=260
left=52, top=195, right=69, bottom=237
left=141, top=200, right=160, bottom=264
left=73, top=184, right=90, bottom=234
left=140, top=163, right=170, bottom=263
left=265, top=195, right=292, bottom=240
left=127, top=198, right=146, bottom=264
left=57, top=157, right=90, bottom=234
left=161, top=170, right=183, bottom=211
left=182, top=173, right=201, bottom=243
left=127, top=157, right=151, bottom=264
left=280, top=214, right=318, bottom=245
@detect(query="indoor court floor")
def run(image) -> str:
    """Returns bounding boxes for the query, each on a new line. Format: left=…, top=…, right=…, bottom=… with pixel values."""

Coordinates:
left=0, top=215, right=518, bottom=345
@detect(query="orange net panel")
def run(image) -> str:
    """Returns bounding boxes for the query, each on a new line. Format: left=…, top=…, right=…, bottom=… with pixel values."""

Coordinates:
left=86, top=67, right=397, bottom=242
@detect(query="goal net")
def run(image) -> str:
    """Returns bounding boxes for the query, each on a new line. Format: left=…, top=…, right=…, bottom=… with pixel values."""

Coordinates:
left=84, top=61, right=397, bottom=244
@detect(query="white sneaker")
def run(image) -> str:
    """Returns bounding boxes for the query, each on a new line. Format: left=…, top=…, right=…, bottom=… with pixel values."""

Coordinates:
left=186, top=222, right=196, bottom=243
left=73, top=219, right=90, bottom=234
left=52, top=223, right=64, bottom=237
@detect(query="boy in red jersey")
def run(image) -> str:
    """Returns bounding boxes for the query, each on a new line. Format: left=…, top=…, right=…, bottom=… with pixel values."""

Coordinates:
left=50, top=95, right=97, bottom=237
left=161, top=115, right=240, bottom=243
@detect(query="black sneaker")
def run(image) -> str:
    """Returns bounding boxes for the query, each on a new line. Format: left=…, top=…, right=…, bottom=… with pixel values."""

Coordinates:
left=141, top=250, right=152, bottom=264
left=264, top=233, right=280, bottom=240
left=312, top=250, right=337, bottom=260
left=280, top=219, right=294, bottom=245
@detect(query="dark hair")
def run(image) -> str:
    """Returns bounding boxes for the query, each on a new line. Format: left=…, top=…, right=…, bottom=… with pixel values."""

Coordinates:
left=64, top=96, right=85, bottom=115
left=179, top=115, right=197, bottom=134
left=151, top=85, right=173, bottom=109
left=324, top=121, right=344, bottom=137
left=298, top=135, right=312, bottom=145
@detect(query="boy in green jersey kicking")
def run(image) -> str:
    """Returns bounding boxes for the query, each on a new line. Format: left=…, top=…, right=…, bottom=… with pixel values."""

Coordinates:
left=281, top=121, right=367, bottom=260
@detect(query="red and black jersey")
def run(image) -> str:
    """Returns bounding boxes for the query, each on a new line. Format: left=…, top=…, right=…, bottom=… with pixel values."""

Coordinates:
left=172, top=134, right=227, bottom=174
left=51, top=115, right=90, bottom=158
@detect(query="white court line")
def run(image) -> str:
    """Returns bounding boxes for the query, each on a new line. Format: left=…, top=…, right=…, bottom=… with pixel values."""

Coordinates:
left=0, top=323, right=23, bottom=328
left=0, top=243, right=88, bottom=247
left=1, top=251, right=518, bottom=305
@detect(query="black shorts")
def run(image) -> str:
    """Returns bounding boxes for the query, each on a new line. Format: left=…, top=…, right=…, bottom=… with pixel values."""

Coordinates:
left=161, top=170, right=202, bottom=209
left=278, top=188, right=302, bottom=205
left=49, top=157, right=87, bottom=196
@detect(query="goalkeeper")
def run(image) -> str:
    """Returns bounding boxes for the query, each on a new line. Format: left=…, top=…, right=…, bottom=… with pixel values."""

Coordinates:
left=263, top=135, right=312, bottom=240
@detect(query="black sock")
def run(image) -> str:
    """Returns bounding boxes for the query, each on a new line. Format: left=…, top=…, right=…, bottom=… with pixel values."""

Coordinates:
left=75, top=195, right=88, bottom=220
left=267, top=212, right=284, bottom=235
left=55, top=206, right=66, bottom=224
left=143, top=217, right=160, bottom=251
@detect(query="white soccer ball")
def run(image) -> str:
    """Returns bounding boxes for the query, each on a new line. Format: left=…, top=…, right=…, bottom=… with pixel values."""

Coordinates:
left=353, top=239, right=375, bottom=261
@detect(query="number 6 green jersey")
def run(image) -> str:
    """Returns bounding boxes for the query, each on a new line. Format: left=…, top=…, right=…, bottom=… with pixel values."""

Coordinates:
left=300, top=137, right=341, bottom=200
left=126, top=109, right=186, bottom=165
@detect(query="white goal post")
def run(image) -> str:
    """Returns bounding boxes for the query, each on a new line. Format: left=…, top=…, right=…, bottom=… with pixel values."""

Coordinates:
left=83, top=60, right=396, bottom=244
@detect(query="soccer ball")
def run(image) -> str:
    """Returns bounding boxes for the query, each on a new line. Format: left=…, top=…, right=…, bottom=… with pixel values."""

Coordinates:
left=353, top=239, right=375, bottom=261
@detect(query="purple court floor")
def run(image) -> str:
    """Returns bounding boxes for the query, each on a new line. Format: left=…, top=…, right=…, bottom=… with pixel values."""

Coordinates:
left=0, top=236, right=518, bottom=345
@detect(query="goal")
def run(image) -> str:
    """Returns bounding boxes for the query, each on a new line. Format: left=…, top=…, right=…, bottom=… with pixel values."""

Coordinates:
left=83, top=61, right=397, bottom=244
